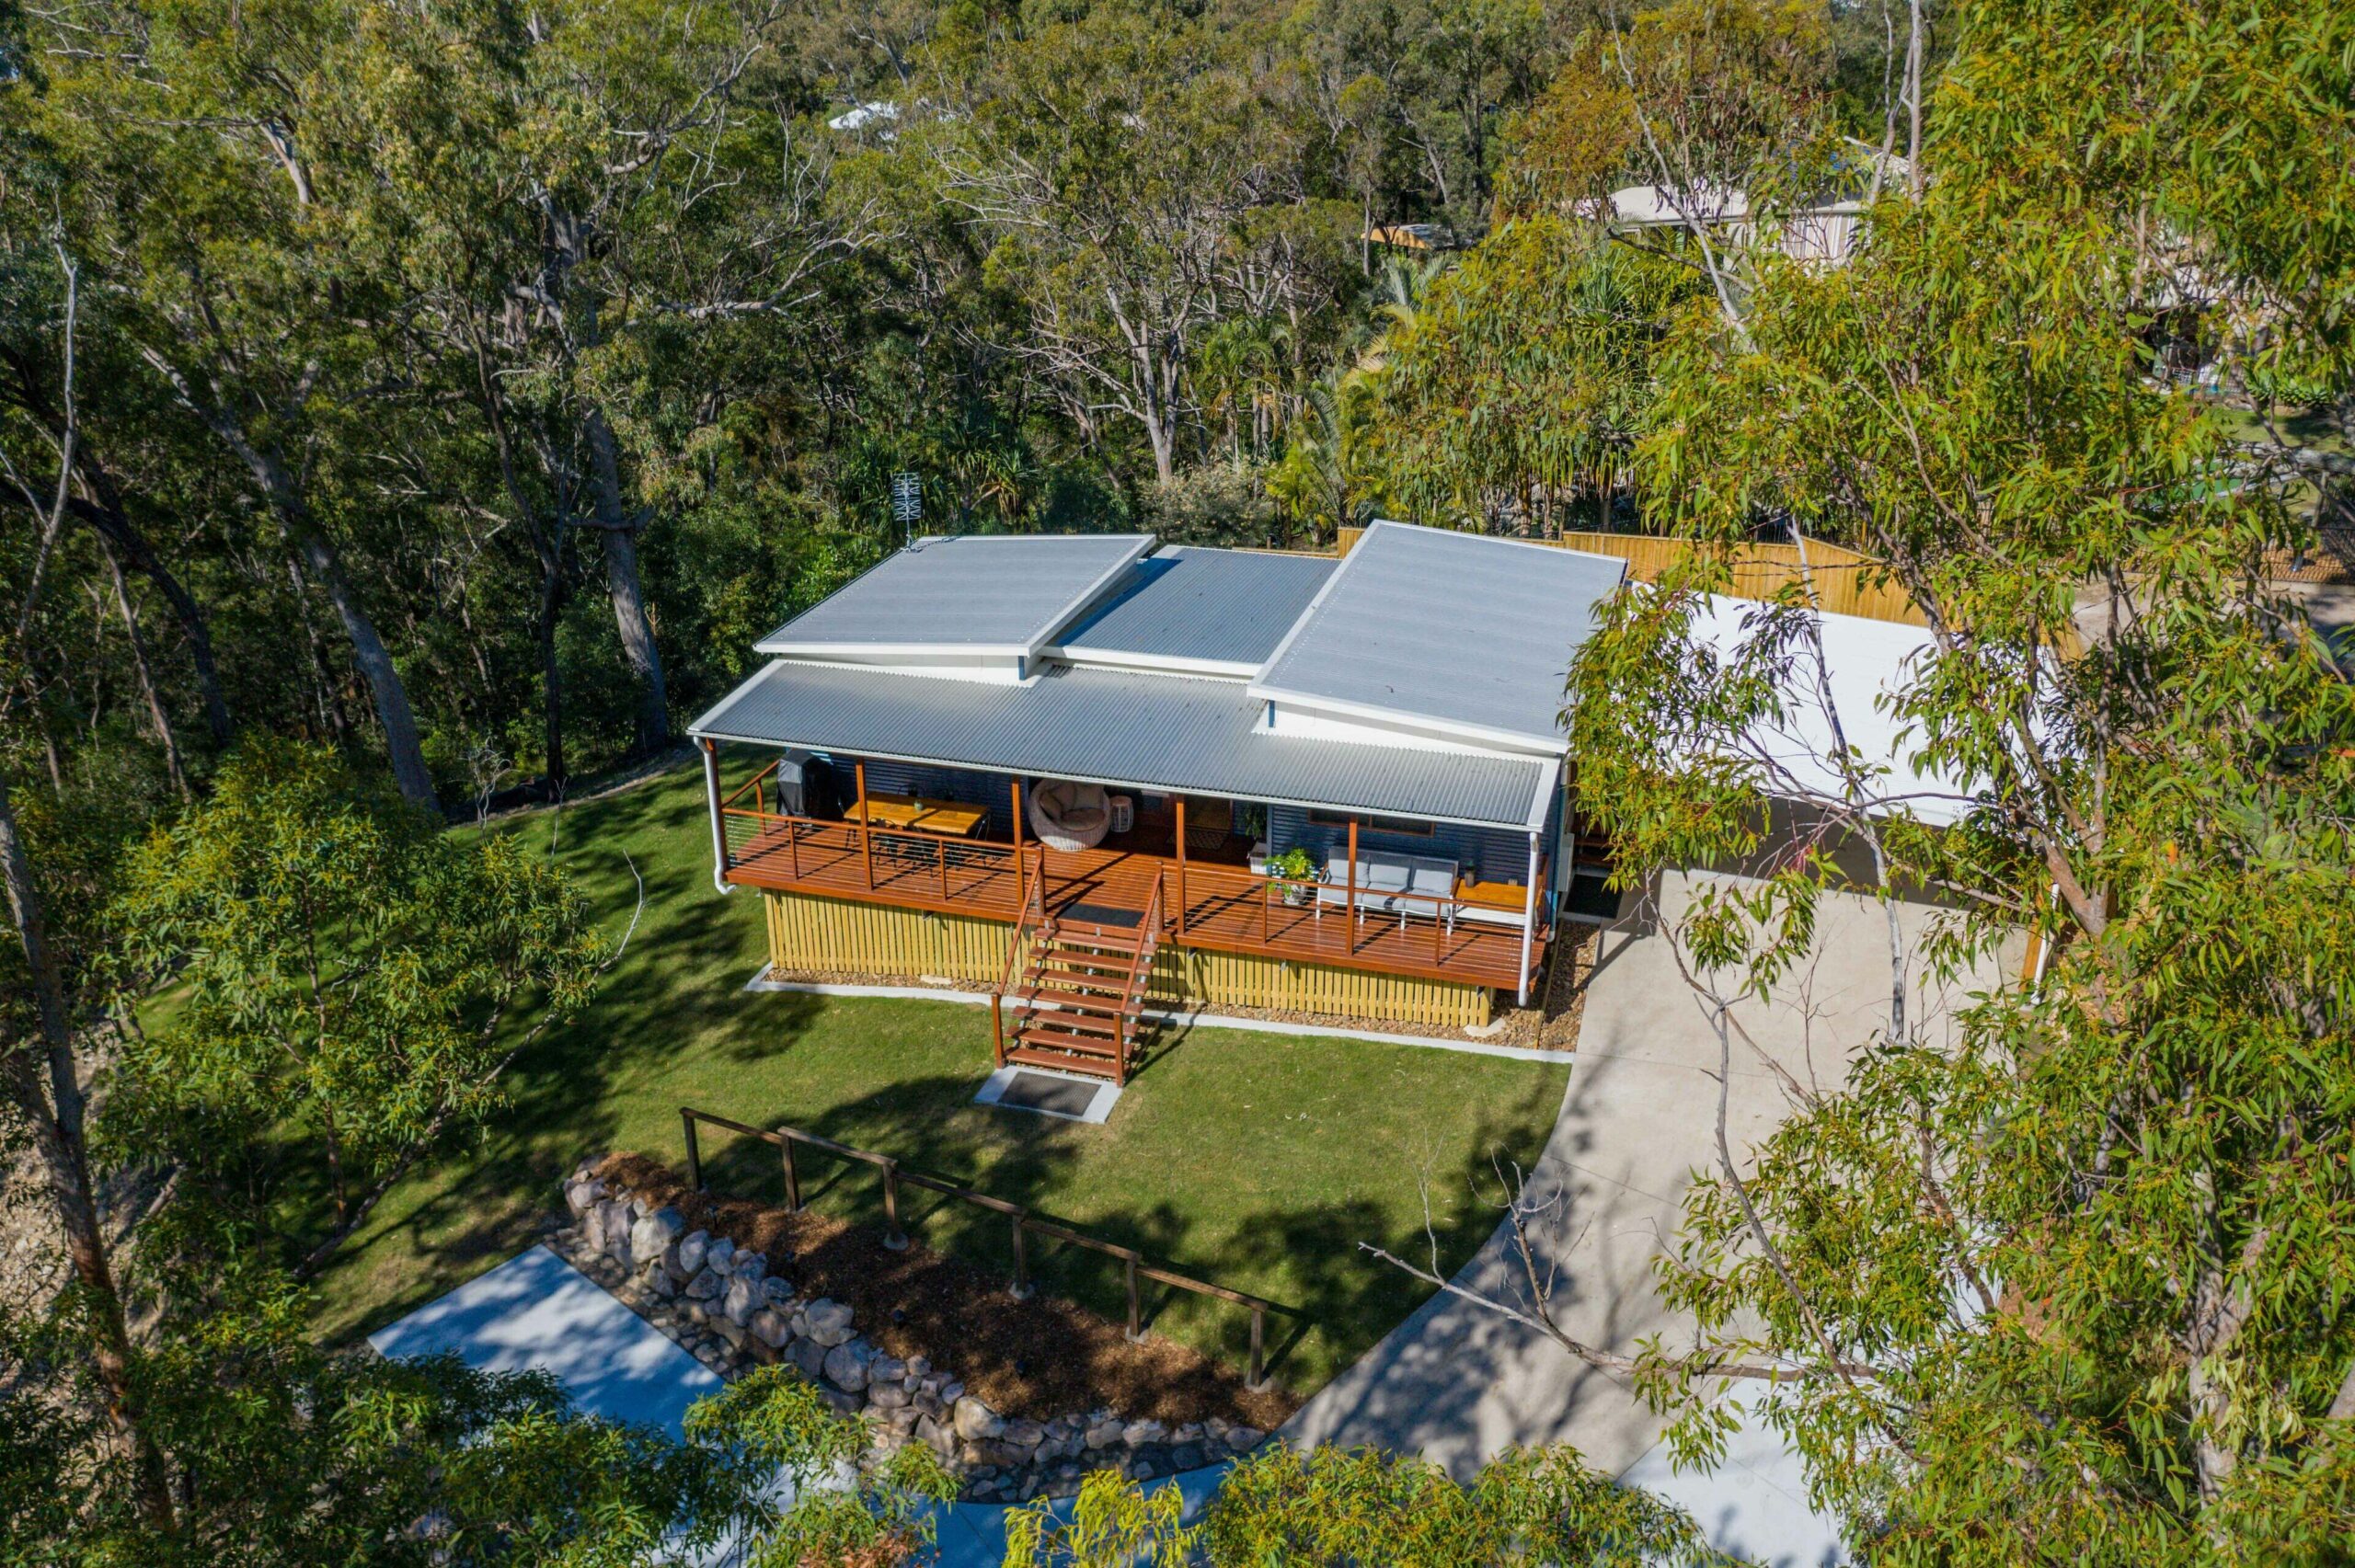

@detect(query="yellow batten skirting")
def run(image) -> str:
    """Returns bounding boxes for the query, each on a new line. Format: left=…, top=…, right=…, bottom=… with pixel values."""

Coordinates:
left=763, top=891, right=1493, bottom=1029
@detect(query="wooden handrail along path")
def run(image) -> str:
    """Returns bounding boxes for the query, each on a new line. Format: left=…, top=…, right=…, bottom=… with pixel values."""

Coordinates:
left=678, top=1106, right=1290, bottom=1391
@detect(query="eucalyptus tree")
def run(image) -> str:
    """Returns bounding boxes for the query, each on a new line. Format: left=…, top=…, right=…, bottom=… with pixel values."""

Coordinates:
left=919, top=4, right=1350, bottom=487
left=1533, top=0, right=2355, bottom=1555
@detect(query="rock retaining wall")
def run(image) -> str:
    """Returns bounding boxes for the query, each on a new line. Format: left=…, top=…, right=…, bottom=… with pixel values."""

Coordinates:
left=558, top=1159, right=1263, bottom=1504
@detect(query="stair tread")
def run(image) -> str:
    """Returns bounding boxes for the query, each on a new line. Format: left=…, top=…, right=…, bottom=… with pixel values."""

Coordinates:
left=1049, top=932, right=1143, bottom=953
left=1012, top=1026, right=1123, bottom=1058
left=1015, top=1003, right=1124, bottom=1035
left=1035, top=965, right=1134, bottom=989
left=1004, top=1047, right=1121, bottom=1081
left=1016, top=989, right=1135, bottom=1020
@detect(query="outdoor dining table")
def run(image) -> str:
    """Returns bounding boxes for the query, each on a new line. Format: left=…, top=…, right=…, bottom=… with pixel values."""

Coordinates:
left=844, top=792, right=990, bottom=837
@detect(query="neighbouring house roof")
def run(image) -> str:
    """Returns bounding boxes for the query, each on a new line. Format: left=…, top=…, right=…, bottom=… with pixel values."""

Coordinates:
left=1047, top=546, right=1337, bottom=675
left=691, top=658, right=1557, bottom=830
left=1250, top=521, right=1627, bottom=753
left=755, top=534, right=1153, bottom=658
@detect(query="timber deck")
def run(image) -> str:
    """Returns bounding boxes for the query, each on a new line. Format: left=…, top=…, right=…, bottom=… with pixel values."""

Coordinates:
left=720, top=815, right=1540, bottom=992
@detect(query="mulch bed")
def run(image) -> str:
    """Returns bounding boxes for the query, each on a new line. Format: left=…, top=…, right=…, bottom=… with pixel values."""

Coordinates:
left=595, top=1152, right=1300, bottom=1432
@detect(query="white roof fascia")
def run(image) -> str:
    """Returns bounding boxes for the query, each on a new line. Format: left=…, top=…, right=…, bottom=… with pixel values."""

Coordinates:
left=1254, top=688, right=1570, bottom=757
left=1525, top=757, right=1563, bottom=831
left=754, top=638, right=1037, bottom=658
left=1040, top=645, right=1261, bottom=680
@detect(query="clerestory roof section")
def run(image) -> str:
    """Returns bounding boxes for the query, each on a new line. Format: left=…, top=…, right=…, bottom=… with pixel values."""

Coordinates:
left=1249, top=521, right=1628, bottom=753
left=754, top=533, right=1153, bottom=658
left=691, top=658, right=1558, bottom=830
left=1048, top=546, right=1337, bottom=675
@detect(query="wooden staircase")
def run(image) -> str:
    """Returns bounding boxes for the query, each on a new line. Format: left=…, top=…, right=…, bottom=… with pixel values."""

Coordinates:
left=991, top=868, right=1163, bottom=1086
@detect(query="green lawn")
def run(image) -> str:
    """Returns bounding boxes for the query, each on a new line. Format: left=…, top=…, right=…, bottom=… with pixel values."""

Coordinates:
left=314, top=760, right=1568, bottom=1393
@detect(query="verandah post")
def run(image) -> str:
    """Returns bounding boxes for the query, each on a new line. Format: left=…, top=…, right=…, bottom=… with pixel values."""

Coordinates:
left=1009, top=777, right=1025, bottom=911
left=1346, top=818, right=1360, bottom=954
left=855, top=760, right=874, bottom=890
left=1174, top=797, right=1187, bottom=938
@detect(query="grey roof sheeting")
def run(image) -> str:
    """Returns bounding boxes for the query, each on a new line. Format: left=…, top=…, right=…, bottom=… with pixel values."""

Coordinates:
left=1050, top=546, right=1336, bottom=670
left=756, top=533, right=1152, bottom=656
left=691, top=659, right=1556, bottom=830
left=1251, top=521, right=1627, bottom=750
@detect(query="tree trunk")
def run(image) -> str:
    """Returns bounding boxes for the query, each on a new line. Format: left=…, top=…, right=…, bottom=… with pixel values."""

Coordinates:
left=295, top=532, right=438, bottom=810
left=538, top=555, right=567, bottom=787
left=98, top=540, right=189, bottom=799
left=0, top=764, right=177, bottom=1530
left=68, top=477, right=232, bottom=748
left=584, top=408, right=669, bottom=751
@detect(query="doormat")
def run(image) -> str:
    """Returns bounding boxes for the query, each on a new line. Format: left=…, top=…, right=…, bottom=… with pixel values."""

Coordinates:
left=998, top=1071, right=1101, bottom=1117
left=1058, top=902, right=1142, bottom=929
left=973, top=1064, right=1121, bottom=1125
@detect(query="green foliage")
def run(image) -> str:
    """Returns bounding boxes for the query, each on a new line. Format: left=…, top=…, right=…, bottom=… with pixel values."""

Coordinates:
left=1005, top=1443, right=1726, bottom=1568
left=1363, top=217, right=1703, bottom=530
left=4, top=1263, right=744, bottom=1568
left=685, top=1367, right=959, bottom=1568
left=110, top=739, right=604, bottom=1264
left=1558, top=0, right=2355, bottom=1558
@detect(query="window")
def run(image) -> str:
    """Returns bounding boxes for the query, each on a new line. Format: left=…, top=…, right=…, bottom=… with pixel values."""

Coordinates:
left=1307, top=808, right=1433, bottom=837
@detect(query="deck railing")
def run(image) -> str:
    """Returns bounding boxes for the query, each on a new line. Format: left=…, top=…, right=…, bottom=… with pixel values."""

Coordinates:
left=720, top=762, right=1030, bottom=916
left=987, top=852, right=1051, bottom=1067
left=1172, top=860, right=1549, bottom=984
left=677, top=1106, right=1288, bottom=1390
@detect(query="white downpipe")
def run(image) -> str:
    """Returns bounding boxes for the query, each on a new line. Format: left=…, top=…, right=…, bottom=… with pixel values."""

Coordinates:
left=1517, top=830, right=1541, bottom=1006
left=702, top=739, right=736, bottom=896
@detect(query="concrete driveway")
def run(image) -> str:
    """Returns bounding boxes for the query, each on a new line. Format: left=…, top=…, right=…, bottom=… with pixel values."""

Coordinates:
left=1281, top=870, right=1999, bottom=1555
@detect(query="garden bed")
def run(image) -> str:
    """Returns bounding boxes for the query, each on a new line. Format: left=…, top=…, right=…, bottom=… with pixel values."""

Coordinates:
left=598, top=1152, right=1299, bottom=1431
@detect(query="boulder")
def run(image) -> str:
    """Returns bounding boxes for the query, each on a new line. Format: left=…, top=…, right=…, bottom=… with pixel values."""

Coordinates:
left=736, top=1250, right=767, bottom=1282
left=643, top=1265, right=679, bottom=1300
left=870, top=1356, right=907, bottom=1386
left=1224, top=1425, right=1263, bottom=1451
left=1171, top=1423, right=1205, bottom=1446
left=1171, top=1444, right=1205, bottom=1472
left=789, top=1337, right=829, bottom=1380
left=722, top=1276, right=759, bottom=1326
left=684, top=1267, right=725, bottom=1301
left=629, top=1207, right=684, bottom=1265
left=759, top=1277, right=795, bottom=1309
left=867, top=1380, right=910, bottom=1411
left=593, top=1199, right=631, bottom=1261
left=905, top=1356, right=930, bottom=1379
left=629, top=1195, right=656, bottom=1219
left=1002, top=1419, right=1045, bottom=1454
left=817, top=1385, right=862, bottom=1416
left=706, top=1236, right=736, bottom=1272
left=711, top=1316, right=747, bottom=1349
left=936, top=1379, right=965, bottom=1408
left=802, top=1299, right=856, bottom=1348
left=675, top=1230, right=709, bottom=1277
left=564, top=1177, right=603, bottom=1218
left=953, top=1397, right=1005, bottom=1441
left=915, top=1414, right=957, bottom=1460
left=1084, top=1420, right=1124, bottom=1450
left=750, top=1309, right=791, bottom=1349
left=1121, top=1420, right=1168, bottom=1448
left=822, top=1339, right=874, bottom=1394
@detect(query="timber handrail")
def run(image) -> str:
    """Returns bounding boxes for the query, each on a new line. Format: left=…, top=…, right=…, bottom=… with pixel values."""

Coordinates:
left=677, top=1105, right=1290, bottom=1390
left=988, top=849, right=1049, bottom=1067
left=1119, top=869, right=1166, bottom=1081
left=720, top=760, right=780, bottom=815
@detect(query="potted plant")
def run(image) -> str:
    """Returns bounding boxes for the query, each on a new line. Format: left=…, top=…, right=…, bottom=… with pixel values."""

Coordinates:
left=1267, top=846, right=1317, bottom=905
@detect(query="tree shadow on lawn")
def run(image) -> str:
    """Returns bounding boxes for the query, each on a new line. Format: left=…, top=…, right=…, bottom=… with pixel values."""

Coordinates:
left=642, top=1070, right=1563, bottom=1392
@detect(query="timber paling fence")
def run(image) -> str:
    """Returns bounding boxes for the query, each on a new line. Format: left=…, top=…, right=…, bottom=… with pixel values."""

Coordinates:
left=678, top=1106, right=1291, bottom=1391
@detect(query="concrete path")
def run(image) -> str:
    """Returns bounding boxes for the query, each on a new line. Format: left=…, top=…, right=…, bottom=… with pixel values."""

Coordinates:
left=1280, top=873, right=1988, bottom=1560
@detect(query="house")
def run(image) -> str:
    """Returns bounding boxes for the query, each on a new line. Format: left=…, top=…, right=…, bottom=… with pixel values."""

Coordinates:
left=689, top=521, right=1630, bottom=1081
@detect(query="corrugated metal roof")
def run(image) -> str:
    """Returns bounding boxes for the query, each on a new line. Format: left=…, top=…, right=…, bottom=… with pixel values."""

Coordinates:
left=1251, top=521, right=1626, bottom=750
left=756, top=533, right=1152, bottom=655
left=1051, top=547, right=1336, bottom=670
left=691, top=659, right=1554, bottom=830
